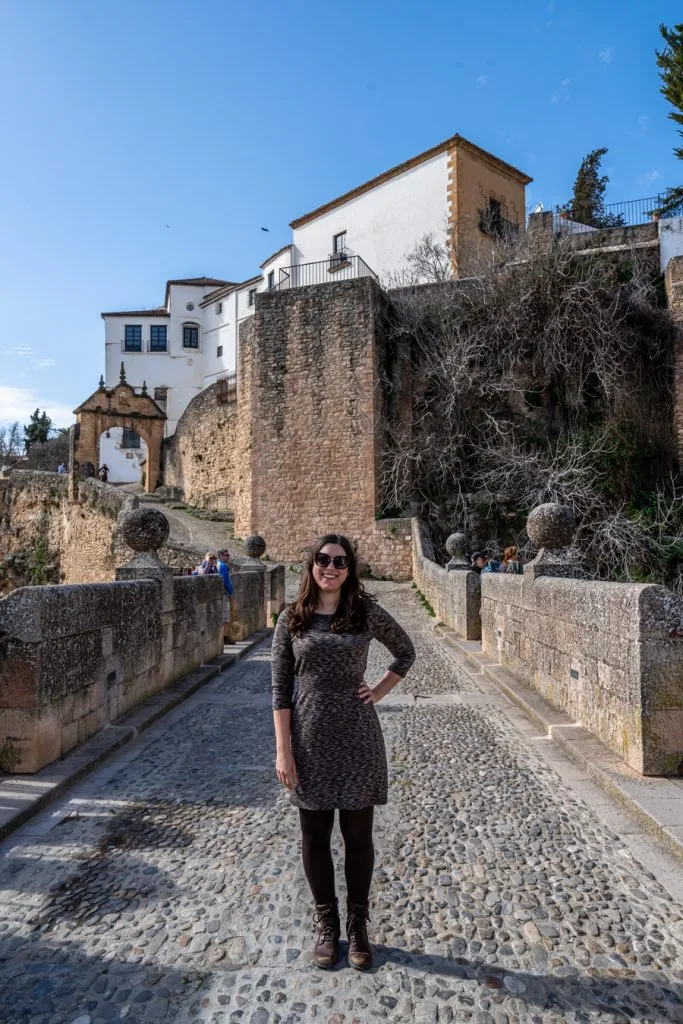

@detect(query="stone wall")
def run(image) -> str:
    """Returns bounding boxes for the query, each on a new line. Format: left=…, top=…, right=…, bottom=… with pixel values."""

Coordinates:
left=0, top=471, right=280, bottom=640
left=0, top=574, right=223, bottom=773
left=411, top=518, right=481, bottom=639
left=236, top=279, right=388, bottom=568
left=481, top=572, right=683, bottom=776
left=664, top=255, right=683, bottom=467
left=163, top=381, right=238, bottom=510
left=0, top=472, right=123, bottom=589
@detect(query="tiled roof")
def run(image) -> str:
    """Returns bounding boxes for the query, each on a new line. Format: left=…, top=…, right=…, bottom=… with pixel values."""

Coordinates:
left=101, top=307, right=169, bottom=318
left=290, top=133, right=532, bottom=229
left=165, top=277, right=233, bottom=306
left=166, top=277, right=233, bottom=288
left=260, top=244, right=293, bottom=269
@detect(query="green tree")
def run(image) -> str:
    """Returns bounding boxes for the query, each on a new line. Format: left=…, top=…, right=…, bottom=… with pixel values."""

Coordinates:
left=23, top=408, right=53, bottom=450
left=561, top=148, right=625, bottom=227
left=655, top=22, right=683, bottom=217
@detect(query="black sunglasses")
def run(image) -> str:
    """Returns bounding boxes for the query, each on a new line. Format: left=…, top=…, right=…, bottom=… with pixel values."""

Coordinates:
left=314, top=552, right=350, bottom=570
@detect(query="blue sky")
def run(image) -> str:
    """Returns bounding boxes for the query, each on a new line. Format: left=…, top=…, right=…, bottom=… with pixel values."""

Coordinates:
left=1, top=0, right=681, bottom=428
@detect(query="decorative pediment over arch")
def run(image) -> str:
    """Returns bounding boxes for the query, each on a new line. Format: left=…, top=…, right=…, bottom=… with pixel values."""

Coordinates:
left=71, top=363, right=166, bottom=493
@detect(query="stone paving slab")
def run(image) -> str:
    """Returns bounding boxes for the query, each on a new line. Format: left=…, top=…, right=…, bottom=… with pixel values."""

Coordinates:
left=442, top=630, right=683, bottom=863
left=0, top=632, right=268, bottom=843
left=0, top=585, right=682, bottom=1023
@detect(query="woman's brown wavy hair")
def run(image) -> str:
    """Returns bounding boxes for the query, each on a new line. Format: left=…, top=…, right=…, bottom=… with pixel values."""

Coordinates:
left=289, top=533, right=374, bottom=635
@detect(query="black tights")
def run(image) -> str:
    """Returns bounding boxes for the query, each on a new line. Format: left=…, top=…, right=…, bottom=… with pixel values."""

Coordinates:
left=299, top=807, right=375, bottom=906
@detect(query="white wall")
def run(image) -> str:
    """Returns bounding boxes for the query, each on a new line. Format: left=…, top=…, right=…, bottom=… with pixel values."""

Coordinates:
left=104, top=283, right=218, bottom=434
left=261, top=247, right=294, bottom=290
left=98, top=427, right=147, bottom=483
left=292, top=152, right=449, bottom=283
left=659, top=216, right=683, bottom=273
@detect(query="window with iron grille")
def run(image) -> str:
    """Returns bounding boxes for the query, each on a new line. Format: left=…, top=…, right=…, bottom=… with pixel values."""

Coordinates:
left=248, top=288, right=257, bottom=306
left=267, top=270, right=275, bottom=291
left=122, top=427, right=141, bottom=449
left=150, top=325, right=167, bottom=351
left=183, top=324, right=199, bottom=349
left=124, top=325, right=142, bottom=351
left=332, top=231, right=347, bottom=254
left=215, top=302, right=223, bottom=314
left=217, top=345, right=223, bottom=357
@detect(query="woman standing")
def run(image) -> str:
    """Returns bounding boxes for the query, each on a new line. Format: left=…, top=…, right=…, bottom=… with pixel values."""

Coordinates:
left=271, top=534, right=415, bottom=971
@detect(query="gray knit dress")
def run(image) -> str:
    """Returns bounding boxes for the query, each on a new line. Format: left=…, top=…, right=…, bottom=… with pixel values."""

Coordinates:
left=271, top=599, right=415, bottom=810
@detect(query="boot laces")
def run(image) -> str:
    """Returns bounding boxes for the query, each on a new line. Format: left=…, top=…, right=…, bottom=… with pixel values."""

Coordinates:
left=347, top=904, right=370, bottom=941
left=314, top=903, right=338, bottom=943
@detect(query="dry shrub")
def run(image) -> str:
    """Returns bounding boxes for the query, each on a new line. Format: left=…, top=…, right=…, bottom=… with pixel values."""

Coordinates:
left=381, top=230, right=682, bottom=589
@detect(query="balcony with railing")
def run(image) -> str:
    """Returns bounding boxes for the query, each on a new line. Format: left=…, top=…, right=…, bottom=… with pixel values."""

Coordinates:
left=553, top=194, right=683, bottom=235
left=274, top=251, right=379, bottom=291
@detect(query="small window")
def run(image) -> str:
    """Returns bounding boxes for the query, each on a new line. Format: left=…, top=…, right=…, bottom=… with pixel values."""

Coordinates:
left=150, top=325, right=167, bottom=352
left=153, top=387, right=168, bottom=404
left=215, top=302, right=223, bottom=314
left=217, top=345, right=223, bottom=357
left=183, top=324, right=199, bottom=349
left=333, top=231, right=347, bottom=254
left=124, top=325, right=142, bottom=351
left=186, top=302, right=195, bottom=311
left=267, top=270, right=275, bottom=291
left=248, top=288, right=257, bottom=306
left=122, top=427, right=141, bottom=449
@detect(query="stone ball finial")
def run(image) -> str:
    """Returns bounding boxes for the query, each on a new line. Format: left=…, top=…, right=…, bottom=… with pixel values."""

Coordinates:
left=526, top=503, right=574, bottom=551
left=446, top=531, right=467, bottom=558
left=121, top=506, right=170, bottom=552
left=244, top=534, right=266, bottom=558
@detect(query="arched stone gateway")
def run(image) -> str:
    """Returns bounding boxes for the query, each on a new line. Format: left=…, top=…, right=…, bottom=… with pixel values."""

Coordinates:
left=72, top=363, right=166, bottom=494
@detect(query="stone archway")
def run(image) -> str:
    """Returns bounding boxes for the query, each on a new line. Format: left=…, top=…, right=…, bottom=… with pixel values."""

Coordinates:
left=72, top=364, right=166, bottom=494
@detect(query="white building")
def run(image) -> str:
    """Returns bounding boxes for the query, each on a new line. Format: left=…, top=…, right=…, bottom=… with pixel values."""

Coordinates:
left=100, top=133, right=531, bottom=481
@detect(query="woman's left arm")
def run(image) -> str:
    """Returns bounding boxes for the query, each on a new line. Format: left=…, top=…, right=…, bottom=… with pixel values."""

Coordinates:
left=359, top=602, right=416, bottom=705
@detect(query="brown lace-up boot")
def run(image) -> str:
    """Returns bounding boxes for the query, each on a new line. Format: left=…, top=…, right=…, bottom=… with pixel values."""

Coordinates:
left=312, top=899, right=340, bottom=969
left=346, top=901, right=373, bottom=971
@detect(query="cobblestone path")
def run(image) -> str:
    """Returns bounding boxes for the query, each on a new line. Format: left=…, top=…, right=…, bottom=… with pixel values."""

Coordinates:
left=1, top=583, right=682, bottom=1024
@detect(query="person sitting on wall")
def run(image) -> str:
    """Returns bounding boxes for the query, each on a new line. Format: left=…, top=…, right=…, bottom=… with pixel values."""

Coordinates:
left=98, top=464, right=109, bottom=483
left=57, top=462, right=66, bottom=474
left=217, top=547, right=235, bottom=646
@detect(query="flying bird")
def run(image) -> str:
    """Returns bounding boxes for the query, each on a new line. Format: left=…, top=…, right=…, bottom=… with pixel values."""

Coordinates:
left=261, top=226, right=269, bottom=232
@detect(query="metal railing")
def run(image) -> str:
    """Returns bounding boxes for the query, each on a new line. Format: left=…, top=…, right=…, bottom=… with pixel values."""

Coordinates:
left=554, top=194, right=683, bottom=233
left=216, top=370, right=237, bottom=403
left=276, top=254, right=379, bottom=290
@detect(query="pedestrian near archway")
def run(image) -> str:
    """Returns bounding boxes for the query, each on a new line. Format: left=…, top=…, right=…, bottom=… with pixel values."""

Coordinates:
left=271, top=533, right=415, bottom=970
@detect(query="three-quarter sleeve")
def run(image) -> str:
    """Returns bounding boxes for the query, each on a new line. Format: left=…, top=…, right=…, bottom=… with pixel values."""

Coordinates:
left=271, top=610, right=296, bottom=709
left=366, top=600, right=415, bottom=678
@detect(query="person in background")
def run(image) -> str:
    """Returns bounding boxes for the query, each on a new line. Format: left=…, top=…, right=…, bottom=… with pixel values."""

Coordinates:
left=57, top=463, right=66, bottom=474
left=469, top=552, right=488, bottom=574
left=482, top=552, right=501, bottom=574
left=217, top=548, right=235, bottom=646
left=500, top=545, right=522, bottom=574
left=193, top=552, right=218, bottom=575
left=98, top=464, right=109, bottom=483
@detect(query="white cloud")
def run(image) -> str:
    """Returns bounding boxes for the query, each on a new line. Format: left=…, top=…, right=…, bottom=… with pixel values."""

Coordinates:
left=4, top=345, right=56, bottom=370
left=599, top=47, right=614, bottom=63
left=550, top=78, right=571, bottom=104
left=0, top=386, right=74, bottom=428
left=637, top=169, right=660, bottom=187
left=476, top=75, right=489, bottom=87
